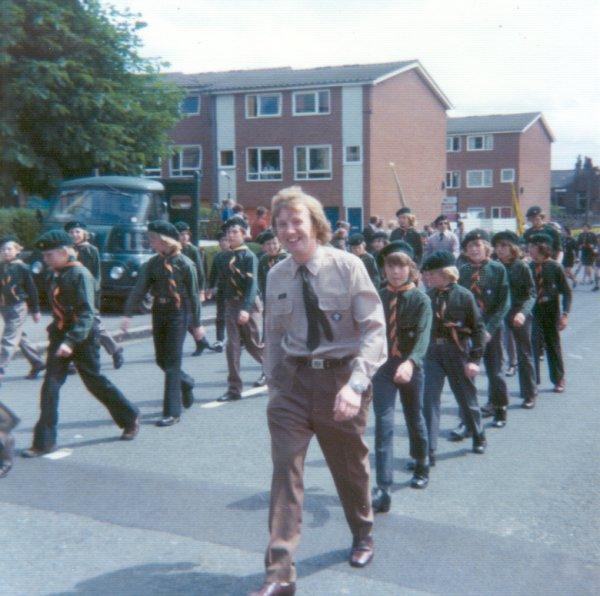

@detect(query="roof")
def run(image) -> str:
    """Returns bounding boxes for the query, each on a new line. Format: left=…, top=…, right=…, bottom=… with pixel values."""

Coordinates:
left=162, top=60, right=452, bottom=108
left=60, top=176, right=165, bottom=192
left=551, top=170, right=575, bottom=189
left=448, top=112, right=554, bottom=140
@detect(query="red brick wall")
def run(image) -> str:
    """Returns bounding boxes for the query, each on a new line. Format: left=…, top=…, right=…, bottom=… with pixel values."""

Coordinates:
left=368, top=69, right=447, bottom=229
left=518, top=119, right=552, bottom=216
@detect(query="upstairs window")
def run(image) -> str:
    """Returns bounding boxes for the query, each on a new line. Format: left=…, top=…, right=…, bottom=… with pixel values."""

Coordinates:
left=466, top=169, right=493, bottom=188
left=247, top=147, right=282, bottom=180
left=295, top=145, right=332, bottom=180
left=246, top=94, right=282, bottom=118
left=501, top=168, right=515, bottom=183
left=293, top=90, right=331, bottom=115
left=344, top=145, right=362, bottom=164
left=219, top=150, right=235, bottom=168
left=467, top=134, right=494, bottom=151
left=446, top=136, right=461, bottom=152
left=180, top=96, right=200, bottom=115
left=446, top=171, right=461, bottom=189
left=170, top=146, right=202, bottom=177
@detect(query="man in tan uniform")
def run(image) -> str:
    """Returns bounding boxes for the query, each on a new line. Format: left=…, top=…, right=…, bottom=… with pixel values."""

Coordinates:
left=249, top=187, right=387, bottom=596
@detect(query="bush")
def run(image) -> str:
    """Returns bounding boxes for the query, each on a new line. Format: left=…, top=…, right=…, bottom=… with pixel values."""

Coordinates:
left=0, top=208, right=42, bottom=247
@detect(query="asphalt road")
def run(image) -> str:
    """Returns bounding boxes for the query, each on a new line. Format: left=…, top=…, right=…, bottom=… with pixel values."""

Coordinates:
left=0, top=288, right=599, bottom=595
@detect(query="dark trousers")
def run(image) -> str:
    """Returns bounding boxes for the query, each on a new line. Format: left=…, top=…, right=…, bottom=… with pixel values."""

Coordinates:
left=215, top=295, right=225, bottom=342
left=483, top=328, right=508, bottom=408
left=32, top=330, right=138, bottom=451
left=507, top=316, right=537, bottom=400
left=152, top=304, right=195, bottom=418
left=372, top=358, right=427, bottom=489
left=532, top=304, right=564, bottom=385
left=423, top=342, right=483, bottom=452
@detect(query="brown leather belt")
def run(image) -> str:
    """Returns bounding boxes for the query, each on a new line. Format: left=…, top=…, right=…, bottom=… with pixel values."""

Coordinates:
left=290, top=355, right=353, bottom=370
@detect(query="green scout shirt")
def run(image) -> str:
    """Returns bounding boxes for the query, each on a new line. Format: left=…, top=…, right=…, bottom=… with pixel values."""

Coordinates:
left=124, top=252, right=202, bottom=327
left=358, top=252, right=381, bottom=289
left=380, top=286, right=431, bottom=368
left=529, top=260, right=572, bottom=314
left=182, top=243, right=205, bottom=290
left=459, top=259, right=510, bottom=335
left=208, top=250, right=230, bottom=295
left=222, top=245, right=258, bottom=312
left=258, top=251, right=288, bottom=298
left=501, top=259, right=535, bottom=319
left=428, top=283, right=486, bottom=364
left=0, top=259, right=40, bottom=312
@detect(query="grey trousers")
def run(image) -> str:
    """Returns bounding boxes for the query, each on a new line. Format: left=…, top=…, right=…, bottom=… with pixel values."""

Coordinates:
left=0, top=303, right=44, bottom=369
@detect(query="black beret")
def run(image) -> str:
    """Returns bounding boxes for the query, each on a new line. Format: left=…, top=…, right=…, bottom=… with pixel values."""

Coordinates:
left=64, top=220, right=87, bottom=232
left=461, top=228, right=490, bottom=248
left=396, top=207, right=412, bottom=216
left=348, top=233, right=366, bottom=246
left=35, top=230, right=74, bottom=250
left=0, top=235, right=20, bottom=246
left=372, top=231, right=388, bottom=241
left=433, top=215, right=448, bottom=225
left=377, top=240, right=414, bottom=267
left=491, top=230, right=520, bottom=246
left=256, top=229, right=276, bottom=244
left=527, top=232, right=553, bottom=246
left=147, top=220, right=180, bottom=241
left=421, top=250, right=456, bottom=272
left=526, top=205, right=542, bottom=218
left=222, top=216, right=248, bottom=231
left=174, top=221, right=191, bottom=233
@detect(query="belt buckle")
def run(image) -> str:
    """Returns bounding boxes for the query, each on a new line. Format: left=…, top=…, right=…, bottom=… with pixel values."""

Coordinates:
left=311, top=358, right=325, bottom=369
left=435, top=338, right=445, bottom=345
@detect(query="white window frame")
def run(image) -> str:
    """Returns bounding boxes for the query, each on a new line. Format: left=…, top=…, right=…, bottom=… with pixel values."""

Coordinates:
left=492, top=206, right=513, bottom=218
left=245, top=93, right=282, bottom=119
left=180, top=95, right=200, bottom=116
left=294, top=145, right=333, bottom=181
left=467, top=134, right=494, bottom=151
left=500, top=168, right=515, bottom=183
left=446, top=170, right=461, bottom=189
left=219, top=149, right=235, bottom=169
left=466, top=169, right=493, bottom=188
left=446, top=136, right=461, bottom=152
left=344, top=145, right=362, bottom=164
left=144, top=160, right=162, bottom=178
left=169, top=145, right=202, bottom=177
left=292, top=89, right=331, bottom=116
left=467, top=207, right=486, bottom=218
left=246, top=146, right=283, bottom=181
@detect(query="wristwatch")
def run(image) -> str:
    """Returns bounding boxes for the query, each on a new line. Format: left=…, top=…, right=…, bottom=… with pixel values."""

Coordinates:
left=350, top=379, right=369, bottom=395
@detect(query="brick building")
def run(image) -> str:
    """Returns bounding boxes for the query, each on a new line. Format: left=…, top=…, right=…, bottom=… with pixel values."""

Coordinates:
left=446, top=112, right=554, bottom=221
left=551, top=157, right=600, bottom=222
left=151, top=61, right=451, bottom=229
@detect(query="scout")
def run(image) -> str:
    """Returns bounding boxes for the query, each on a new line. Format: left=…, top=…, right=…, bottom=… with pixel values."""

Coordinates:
left=577, top=223, right=597, bottom=287
left=371, top=241, right=432, bottom=514
left=250, top=186, right=386, bottom=596
left=257, top=229, right=288, bottom=300
left=456, top=229, right=510, bottom=431
left=0, top=401, right=19, bottom=477
left=348, top=233, right=381, bottom=288
left=65, top=221, right=124, bottom=369
left=122, top=221, right=202, bottom=426
left=22, top=231, right=139, bottom=457
left=217, top=216, right=264, bottom=402
left=173, top=221, right=216, bottom=356
left=492, top=231, right=538, bottom=409
left=0, top=236, right=45, bottom=381
left=389, top=207, right=424, bottom=265
left=422, top=251, right=487, bottom=463
left=425, top=215, right=460, bottom=258
left=528, top=233, right=571, bottom=393
left=205, top=231, right=229, bottom=352
left=561, top=226, right=578, bottom=287
left=523, top=206, right=562, bottom=261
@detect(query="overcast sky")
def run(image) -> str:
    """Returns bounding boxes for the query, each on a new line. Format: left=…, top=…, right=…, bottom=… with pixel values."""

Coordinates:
left=110, top=0, right=599, bottom=169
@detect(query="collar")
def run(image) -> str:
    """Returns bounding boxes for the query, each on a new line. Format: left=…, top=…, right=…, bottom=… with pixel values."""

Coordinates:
left=387, top=281, right=415, bottom=294
left=233, top=244, right=247, bottom=252
left=291, top=244, right=323, bottom=277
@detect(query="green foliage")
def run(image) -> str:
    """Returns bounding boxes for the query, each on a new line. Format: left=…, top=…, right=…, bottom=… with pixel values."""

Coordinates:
left=0, top=0, right=183, bottom=197
left=0, top=209, right=42, bottom=247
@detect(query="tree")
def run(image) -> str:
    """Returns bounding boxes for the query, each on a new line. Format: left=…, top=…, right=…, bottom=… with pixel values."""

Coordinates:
left=0, top=0, right=184, bottom=198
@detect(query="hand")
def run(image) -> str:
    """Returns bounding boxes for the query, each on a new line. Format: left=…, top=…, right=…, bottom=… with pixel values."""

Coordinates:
left=32, top=312, right=41, bottom=323
left=333, top=383, right=362, bottom=422
left=559, top=313, right=568, bottom=331
left=237, top=310, right=250, bottom=325
left=484, top=331, right=491, bottom=343
left=464, top=362, right=479, bottom=379
left=393, top=360, right=414, bottom=384
left=512, top=312, right=526, bottom=328
left=200, top=291, right=206, bottom=303
left=121, top=317, right=132, bottom=332
left=205, top=289, right=213, bottom=300
left=193, top=326, right=205, bottom=341
left=56, top=343, right=73, bottom=358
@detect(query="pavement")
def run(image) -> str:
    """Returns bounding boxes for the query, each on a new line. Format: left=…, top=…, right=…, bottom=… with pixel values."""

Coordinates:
left=0, top=288, right=599, bottom=595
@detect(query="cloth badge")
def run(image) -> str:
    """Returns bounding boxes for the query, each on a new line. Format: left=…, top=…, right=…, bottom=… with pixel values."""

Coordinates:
left=332, top=312, right=342, bottom=321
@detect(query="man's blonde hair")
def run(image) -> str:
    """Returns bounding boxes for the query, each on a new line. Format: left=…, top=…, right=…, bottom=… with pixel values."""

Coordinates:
left=271, top=186, right=332, bottom=245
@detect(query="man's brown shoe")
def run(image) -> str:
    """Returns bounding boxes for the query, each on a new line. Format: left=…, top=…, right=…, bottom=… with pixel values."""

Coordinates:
left=248, top=582, right=296, bottom=595
left=553, top=380, right=565, bottom=393
left=121, top=417, right=140, bottom=441
left=349, top=535, right=374, bottom=568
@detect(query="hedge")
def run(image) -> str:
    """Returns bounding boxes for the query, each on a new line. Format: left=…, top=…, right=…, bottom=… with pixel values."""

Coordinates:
left=0, top=209, right=42, bottom=248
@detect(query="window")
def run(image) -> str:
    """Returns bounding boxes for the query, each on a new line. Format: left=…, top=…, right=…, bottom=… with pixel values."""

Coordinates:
left=245, top=93, right=282, bottom=118
left=219, top=150, right=235, bottom=168
left=446, top=171, right=461, bottom=189
left=293, top=90, right=331, bottom=115
left=467, top=207, right=486, bottom=218
left=170, top=146, right=202, bottom=177
left=344, top=145, right=362, bottom=164
left=246, top=147, right=282, bottom=181
left=467, top=134, right=493, bottom=151
left=446, top=136, right=461, bottom=152
left=501, top=168, right=515, bottom=183
left=180, top=96, right=200, bottom=115
left=492, top=206, right=513, bottom=218
left=466, top=169, right=493, bottom=188
left=295, top=145, right=332, bottom=180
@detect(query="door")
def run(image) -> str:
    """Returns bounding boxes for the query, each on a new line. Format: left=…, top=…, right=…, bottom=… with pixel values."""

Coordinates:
left=347, top=207, right=363, bottom=234
left=323, top=206, right=340, bottom=231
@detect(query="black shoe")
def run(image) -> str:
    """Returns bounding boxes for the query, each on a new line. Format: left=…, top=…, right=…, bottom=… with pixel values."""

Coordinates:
left=428, top=451, right=436, bottom=467
left=472, top=434, right=487, bottom=454
left=449, top=423, right=472, bottom=441
left=522, top=396, right=536, bottom=409
left=26, top=364, right=46, bottom=380
left=182, top=386, right=195, bottom=409
left=410, top=463, right=429, bottom=489
left=155, top=416, right=180, bottom=427
left=371, top=487, right=391, bottom=513
left=492, top=407, right=507, bottom=428
left=67, top=363, right=77, bottom=375
left=21, top=446, right=56, bottom=458
left=112, top=348, right=124, bottom=369
left=405, top=459, right=416, bottom=471
left=505, top=366, right=516, bottom=377
left=592, top=286, right=599, bottom=292
left=192, top=337, right=211, bottom=357
left=217, top=392, right=241, bottom=402
left=212, top=341, right=224, bottom=353
left=253, top=373, right=267, bottom=388
left=120, top=417, right=140, bottom=440
left=481, top=402, right=495, bottom=418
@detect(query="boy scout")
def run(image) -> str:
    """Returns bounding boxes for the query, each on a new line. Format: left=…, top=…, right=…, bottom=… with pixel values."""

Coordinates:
left=577, top=223, right=597, bottom=286
left=65, top=221, right=124, bottom=369
left=368, top=230, right=388, bottom=257
left=206, top=231, right=229, bottom=352
left=22, top=231, right=139, bottom=457
left=389, top=207, right=423, bottom=265
left=523, top=206, right=562, bottom=261
left=250, top=187, right=386, bottom=596
left=0, top=401, right=19, bottom=477
left=217, top=216, right=264, bottom=402
left=371, top=241, right=432, bottom=514
left=422, top=251, right=487, bottom=464
left=456, top=229, right=510, bottom=431
left=348, top=233, right=381, bottom=288
left=257, top=229, right=288, bottom=300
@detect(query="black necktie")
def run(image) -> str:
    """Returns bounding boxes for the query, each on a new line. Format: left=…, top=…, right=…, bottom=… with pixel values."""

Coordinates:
left=298, top=265, right=333, bottom=351
left=439, top=232, right=444, bottom=241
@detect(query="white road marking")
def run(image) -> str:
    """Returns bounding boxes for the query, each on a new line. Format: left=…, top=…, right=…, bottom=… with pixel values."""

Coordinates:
left=200, top=386, right=267, bottom=409
left=567, top=353, right=583, bottom=360
left=44, top=448, right=73, bottom=460
left=241, top=386, right=268, bottom=398
left=201, top=401, right=226, bottom=409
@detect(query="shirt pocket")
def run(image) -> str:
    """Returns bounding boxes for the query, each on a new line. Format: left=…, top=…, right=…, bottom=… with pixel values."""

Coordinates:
left=318, top=293, right=353, bottom=334
left=268, top=296, right=293, bottom=319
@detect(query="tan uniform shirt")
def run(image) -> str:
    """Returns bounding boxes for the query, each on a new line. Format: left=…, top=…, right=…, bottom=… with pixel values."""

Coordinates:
left=264, top=244, right=387, bottom=389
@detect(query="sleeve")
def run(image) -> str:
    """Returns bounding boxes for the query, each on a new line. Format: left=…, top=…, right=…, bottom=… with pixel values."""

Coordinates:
left=209, top=254, right=219, bottom=289
left=466, top=292, right=486, bottom=364
left=407, top=295, right=432, bottom=369
left=21, top=264, right=40, bottom=313
left=191, top=247, right=205, bottom=290
left=241, top=252, right=259, bottom=312
left=89, top=245, right=101, bottom=283
left=557, top=265, right=572, bottom=314
left=263, top=273, right=286, bottom=389
left=412, top=230, right=423, bottom=264
left=63, top=272, right=96, bottom=347
left=515, top=263, right=536, bottom=318
left=124, top=260, right=153, bottom=317
left=484, top=265, right=510, bottom=335
left=184, top=259, right=202, bottom=328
